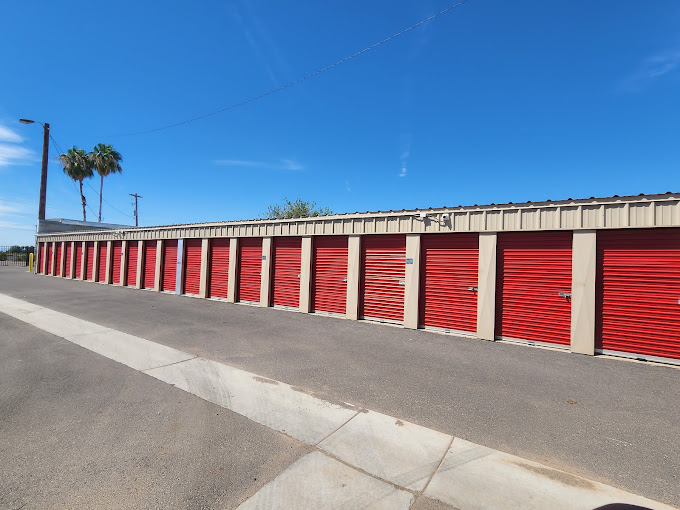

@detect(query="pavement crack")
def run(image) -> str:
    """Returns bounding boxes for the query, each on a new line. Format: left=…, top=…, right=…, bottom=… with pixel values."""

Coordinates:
left=142, top=355, right=197, bottom=373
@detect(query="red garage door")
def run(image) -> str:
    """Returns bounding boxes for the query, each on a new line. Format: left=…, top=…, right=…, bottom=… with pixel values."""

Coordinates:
left=312, top=236, right=348, bottom=314
left=209, top=239, right=230, bottom=299
left=143, top=241, right=156, bottom=289
left=38, top=242, right=44, bottom=273
left=65, top=243, right=72, bottom=277
left=238, top=238, right=262, bottom=303
left=597, top=229, right=680, bottom=361
left=75, top=243, right=83, bottom=279
left=162, top=240, right=178, bottom=292
left=112, top=241, right=122, bottom=284
left=183, top=239, right=202, bottom=295
left=360, top=235, right=406, bottom=323
left=495, top=232, right=572, bottom=346
left=419, top=234, right=479, bottom=333
left=47, top=244, right=53, bottom=275
left=127, top=243, right=138, bottom=287
left=271, top=237, right=302, bottom=308
left=86, top=242, right=95, bottom=280
left=55, top=243, right=63, bottom=276
left=97, top=243, right=108, bottom=282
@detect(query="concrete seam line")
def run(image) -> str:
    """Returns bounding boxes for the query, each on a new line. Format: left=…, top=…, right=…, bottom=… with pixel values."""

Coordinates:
left=0, top=293, right=675, bottom=509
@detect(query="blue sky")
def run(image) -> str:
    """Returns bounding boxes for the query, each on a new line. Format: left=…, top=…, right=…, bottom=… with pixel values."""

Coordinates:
left=1, top=0, right=679, bottom=245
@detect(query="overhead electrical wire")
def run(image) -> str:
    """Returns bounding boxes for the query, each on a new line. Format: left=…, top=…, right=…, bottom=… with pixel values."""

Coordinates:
left=106, top=0, right=471, bottom=138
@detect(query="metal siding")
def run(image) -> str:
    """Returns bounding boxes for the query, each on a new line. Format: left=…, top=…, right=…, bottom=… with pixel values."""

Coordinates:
left=360, top=235, right=407, bottom=323
left=311, top=236, right=348, bottom=314
left=55, top=244, right=63, bottom=276
left=208, top=238, right=230, bottom=298
left=75, top=243, right=83, bottom=279
left=238, top=238, right=262, bottom=303
left=162, top=240, right=178, bottom=292
left=271, top=237, right=302, bottom=308
left=419, top=233, right=479, bottom=332
left=86, top=242, right=94, bottom=280
left=65, top=243, right=72, bottom=277
left=126, top=243, right=138, bottom=287
left=183, top=239, right=202, bottom=295
left=597, top=228, right=680, bottom=360
left=143, top=241, right=156, bottom=289
left=47, top=244, right=53, bottom=275
left=97, top=243, right=107, bottom=282
left=495, top=231, right=573, bottom=345
left=112, top=241, right=122, bottom=284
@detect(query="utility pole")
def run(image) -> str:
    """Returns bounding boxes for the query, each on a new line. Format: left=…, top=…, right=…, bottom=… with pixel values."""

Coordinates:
left=19, top=119, right=49, bottom=220
left=129, top=193, right=142, bottom=227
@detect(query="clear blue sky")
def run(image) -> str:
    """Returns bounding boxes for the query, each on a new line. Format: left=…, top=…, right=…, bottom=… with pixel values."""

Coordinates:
left=1, top=0, right=679, bottom=245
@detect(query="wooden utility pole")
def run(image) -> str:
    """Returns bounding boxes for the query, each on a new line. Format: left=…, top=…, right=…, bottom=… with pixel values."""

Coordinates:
left=129, top=193, right=142, bottom=227
left=38, top=123, right=49, bottom=220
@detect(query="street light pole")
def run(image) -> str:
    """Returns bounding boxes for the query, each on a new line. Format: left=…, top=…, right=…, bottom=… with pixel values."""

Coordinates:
left=20, top=119, right=50, bottom=221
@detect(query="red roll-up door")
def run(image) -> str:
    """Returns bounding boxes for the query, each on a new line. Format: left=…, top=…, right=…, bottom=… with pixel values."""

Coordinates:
left=238, top=238, right=262, bottom=303
left=495, top=231, right=572, bottom=346
left=126, top=243, right=138, bottom=287
left=271, top=237, right=302, bottom=308
left=75, top=243, right=83, bottom=279
left=183, top=239, right=202, bottom=295
left=312, top=236, right=348, bottom=314
left=47, top=244, right=53, bottom=275
left=86, top=242, right=94, bottom=280
left=65, top=243, right=72, bottom=277
left=38, top=243, right=44, bottom=273
left=111, top=241, right=122, bottom=284
left=360, top=235, right=407, bottom=323
left=209, top=239, right=230, bottom=298
left=597, top=228, right=680, bottom=361
left=143, top=241, right=156, bottom=289
left=419, top=234, right=479, bottom=333
left=97, top=243, right=107, bottom=282
left=55, top=244, right=63, bottom=276
left=162, top=240, right=178, bottom=292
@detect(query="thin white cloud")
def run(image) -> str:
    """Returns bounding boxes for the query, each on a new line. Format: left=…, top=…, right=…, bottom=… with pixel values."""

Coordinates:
left=398, top=133, right=411, bottom=178
left=0, top=143, right=35, bottom=167
left=399, top=167, right=407, bottom=178
left=213, top=158, right=303, bottom=171
left=622, top=50, right=680, bottom=91
left=345, top=180, right=351, bottom=192
left=0, top=125, right=24, bottom=143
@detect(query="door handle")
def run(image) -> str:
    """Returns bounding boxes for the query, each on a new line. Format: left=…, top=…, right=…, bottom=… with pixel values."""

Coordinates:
left=558, top=292, right=571, bottom=299
left=343, top=277, right=348, bottom=282
left=398, top=281, right=406, bottom=285
left=468, top=286, right=478, bottom=292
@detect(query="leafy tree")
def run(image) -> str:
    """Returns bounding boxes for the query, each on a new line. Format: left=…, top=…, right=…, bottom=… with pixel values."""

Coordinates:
left=59, top=147, right=93, bottom=221
left=263, top=198, right=333, bottom=219
left=88, top=143, right=122, bottom=222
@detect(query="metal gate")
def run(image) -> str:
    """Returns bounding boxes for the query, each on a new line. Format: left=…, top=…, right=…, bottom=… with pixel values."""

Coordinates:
left=112, top=241, right=122, bottom=284
left=143, top=241, right=156, bottom=289
left=55, top=243, right=63, bottom=277
left=127, top=243, right=138, bottom=287
left=209, top=239, right=230, bottom=299
left=65, top=243, right=72, bottom=278
left=419, top=234, right=479, bottom=333
left=311, top=236, right=348, bottom=314
left=271, top=237, right=302, bottom=308
left=238, top=238, right=262, bottom=303
left=495, top=231, right=572, bottom=346
left=86, top=242, right=94, bottom=280
left=75, top=243, right=83, bottom=279
left=183, top=239, right=202, bottom=295
left=97, top=243, right=107, bottom=282
left=597, top=228, right=680, bottom=361
left=162, top=240, right=178, bottom=292
left=360, top=235, right=406, bottom=323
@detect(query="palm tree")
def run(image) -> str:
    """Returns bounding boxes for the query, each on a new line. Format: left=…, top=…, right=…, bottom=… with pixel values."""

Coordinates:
left=88, top=143, right=122, bottom=222
left=59, top=147, right=93, bottom=221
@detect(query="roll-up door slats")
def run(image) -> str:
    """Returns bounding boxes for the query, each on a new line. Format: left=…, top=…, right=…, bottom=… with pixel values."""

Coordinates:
left=127, top=244, right=138, bottom=287
left=162, top=240, right=178, bottom=292
left=271, top=237, right=302, bottom=308
left=143, top=241, right=156, bottom=289
left=312, top=237, right=348, bottom=314
left=112, top=241, right=122, bottom=284
left=360, top=235, right=406, bottom=323
left=183, top=239, right=202, bottom=295
left=209, top=239, right=230, bottom=298
left=238, top=238, right=262, bottom=303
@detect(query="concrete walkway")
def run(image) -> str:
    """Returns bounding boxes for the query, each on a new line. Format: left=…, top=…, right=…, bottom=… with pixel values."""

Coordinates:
left=1, top=292, right=674, bottom=510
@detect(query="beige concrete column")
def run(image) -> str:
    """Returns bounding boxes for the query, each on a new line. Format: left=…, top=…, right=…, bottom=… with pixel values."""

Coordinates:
left=58, top=241, right=66, bottom=277
left=477, top=233, right=498, bottom=341
left=104, top=240, right=113, bottom=284
left=404, top=234, right=421, bottom=329
left=260, top=237, right=273, bottom=307
left=154, top=240, right=163, bottom=291
left=136, top=240, right=144, bottom=288
left=93, top=241, right=100, bottom=281
left=80, top=242, right=87, bottom=280
left=227, top=238, right=238, bottom=302
left=299, top=237, right=313, bottom=312
left=346, top=235, right=361, bottom=320
left=121, top=240, right=128, bottom=285
left=570, top=231, right=597, bottom=355
left=199, top=238, right=210, bottom=298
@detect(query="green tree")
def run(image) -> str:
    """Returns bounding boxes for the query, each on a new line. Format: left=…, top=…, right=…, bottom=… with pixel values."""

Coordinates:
left=59, top=147, right=94, bottom=221
left=88, top=143, right=123, bottom=222
left=263, top=198, right=333, bottom=219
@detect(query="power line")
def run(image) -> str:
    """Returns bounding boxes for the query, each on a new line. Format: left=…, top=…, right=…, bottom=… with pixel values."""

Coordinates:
left=106, top=0, right=471, bottom=138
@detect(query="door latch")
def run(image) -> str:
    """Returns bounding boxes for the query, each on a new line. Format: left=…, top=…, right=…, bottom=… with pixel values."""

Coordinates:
left=468, top=286, right=478, bottom=292
left=398, top=281, right=406, bottom=285
left=343, top=277, right=348, bottom=283
left=558, top=292, right=572, bottom=299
